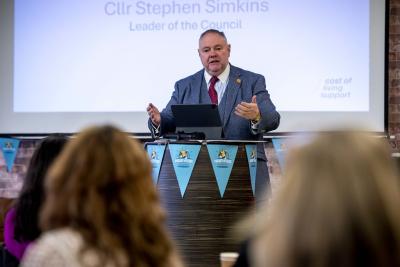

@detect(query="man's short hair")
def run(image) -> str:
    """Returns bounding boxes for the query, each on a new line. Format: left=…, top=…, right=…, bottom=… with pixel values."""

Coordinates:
left=199, top=29, right=227, bottom=42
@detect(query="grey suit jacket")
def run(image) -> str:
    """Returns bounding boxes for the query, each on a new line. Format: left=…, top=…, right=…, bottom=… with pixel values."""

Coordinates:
left=148, top=64, right=280, bottom=160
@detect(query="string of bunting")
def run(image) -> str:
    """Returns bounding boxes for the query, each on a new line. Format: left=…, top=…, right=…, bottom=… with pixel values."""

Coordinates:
left=146, top=143, right=259, bottom=198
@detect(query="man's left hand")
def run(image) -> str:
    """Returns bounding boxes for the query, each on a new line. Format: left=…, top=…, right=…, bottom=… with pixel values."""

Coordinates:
left=234, top=95, right=260, bottom=121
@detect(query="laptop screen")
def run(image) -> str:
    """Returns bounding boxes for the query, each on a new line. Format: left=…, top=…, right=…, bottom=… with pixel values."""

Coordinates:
left=171, top=104, right=223, bottom=139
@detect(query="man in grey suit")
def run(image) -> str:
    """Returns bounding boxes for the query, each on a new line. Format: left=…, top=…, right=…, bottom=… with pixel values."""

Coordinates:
left=147, top=29, right=280, bottom=199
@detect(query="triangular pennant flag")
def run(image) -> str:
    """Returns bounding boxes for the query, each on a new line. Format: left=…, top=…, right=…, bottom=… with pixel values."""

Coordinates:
left=0, top=138, right=20, bottom=172
left=168, top=144, right=201, bottom=197
left=207, top=144, right=238, bottom=197
left=245, top=144, right=257, bottom=196
left=272, top=138, right=286, bottom=170
left=146, top=144, right=166, bottom=184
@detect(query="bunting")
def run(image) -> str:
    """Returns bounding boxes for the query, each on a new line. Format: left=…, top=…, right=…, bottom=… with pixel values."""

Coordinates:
left=146, top=144, right=166, bottom=184
left=207, top=144, right=238, bottom=197
left=168, top=144, right=201, bottom=197
left=245, top=144, right=257, bottom=196
left=0, top=138, right=20, bottom=172
left=272, top=138, right=286, bottom=170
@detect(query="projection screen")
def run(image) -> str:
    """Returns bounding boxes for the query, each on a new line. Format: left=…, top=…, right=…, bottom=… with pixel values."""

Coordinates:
left=0, top=0, right=386, bottom=134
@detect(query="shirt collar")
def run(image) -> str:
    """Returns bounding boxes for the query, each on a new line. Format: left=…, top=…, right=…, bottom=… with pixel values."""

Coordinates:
left=204, top=64, right=230, bottom=85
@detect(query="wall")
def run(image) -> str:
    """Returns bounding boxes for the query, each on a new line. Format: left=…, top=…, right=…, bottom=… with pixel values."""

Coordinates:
left=389, top=0, right=400, bottom=149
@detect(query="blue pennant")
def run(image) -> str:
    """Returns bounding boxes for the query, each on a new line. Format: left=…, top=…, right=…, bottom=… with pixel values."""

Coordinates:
left=0, top=138, right=20, bottom=173
left=245, top=144, right=257, bottom=196
left=168, top=144, right=201, bottom=197
left=146, top=144, right=166, bottom=184
left=272, top=138, right=286, bottom=171
left=207, top=144, right=238, bottom=197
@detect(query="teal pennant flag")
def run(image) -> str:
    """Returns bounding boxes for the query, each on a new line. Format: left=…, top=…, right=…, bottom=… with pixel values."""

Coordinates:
left=168, top=144, right=201, bottom=197
left=272, top=138, right=286, bottom=170
left=207, top=144, right=238, bottom=197
left=245, top=144, right=257, bottom=196
left=0, top=138, right=20, bottom=172
left=146, top=144, right=166, bottom=184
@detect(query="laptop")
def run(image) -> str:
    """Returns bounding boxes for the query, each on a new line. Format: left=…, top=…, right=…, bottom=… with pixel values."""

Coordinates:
left=171, top=104, right=223, bottom=140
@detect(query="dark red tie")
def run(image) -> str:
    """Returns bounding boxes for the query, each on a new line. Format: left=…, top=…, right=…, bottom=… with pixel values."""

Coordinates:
left=208, top=76, right=219, bottom=105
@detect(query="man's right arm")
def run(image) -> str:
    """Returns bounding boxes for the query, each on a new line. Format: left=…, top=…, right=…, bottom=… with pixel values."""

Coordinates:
left=147, top=103, right=161, bottom=138
left=146, top=81, right=182, bottom=137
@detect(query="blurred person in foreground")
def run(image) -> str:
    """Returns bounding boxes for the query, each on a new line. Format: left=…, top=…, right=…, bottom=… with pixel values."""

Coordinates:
left=21, top=125, right=183, bottom=267
left=4, top=134, right=68, bottom=262
left=234, top=131, right=400, bottom=267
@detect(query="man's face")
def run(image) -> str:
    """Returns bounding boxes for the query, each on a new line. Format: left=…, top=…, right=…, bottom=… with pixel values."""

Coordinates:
left=198, top=32, right=231, bottom=76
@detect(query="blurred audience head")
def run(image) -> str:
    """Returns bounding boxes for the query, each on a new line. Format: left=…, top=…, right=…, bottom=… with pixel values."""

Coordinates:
left=40, top=124, right=180, bottom=267
left=252, top=131, right=400, bottom=267
left=14, top=134, right=68, bottom=242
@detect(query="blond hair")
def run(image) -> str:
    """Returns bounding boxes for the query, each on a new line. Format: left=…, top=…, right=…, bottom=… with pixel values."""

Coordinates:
left=253, top=131, right=400, bottom=267
left=41, top=125, right=181, bottom=267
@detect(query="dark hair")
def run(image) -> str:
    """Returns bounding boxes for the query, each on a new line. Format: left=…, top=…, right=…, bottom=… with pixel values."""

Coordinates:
left=199, top=29, right=227, bottom=42
left=13, top=134, right=68, bottom=242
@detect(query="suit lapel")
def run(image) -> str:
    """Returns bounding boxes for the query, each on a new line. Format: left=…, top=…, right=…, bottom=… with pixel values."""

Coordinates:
left=222, top=66, right=241, bottom=127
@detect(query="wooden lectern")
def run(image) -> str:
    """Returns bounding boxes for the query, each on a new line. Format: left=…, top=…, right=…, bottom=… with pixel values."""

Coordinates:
left=148, top=141, right=256, bottom=267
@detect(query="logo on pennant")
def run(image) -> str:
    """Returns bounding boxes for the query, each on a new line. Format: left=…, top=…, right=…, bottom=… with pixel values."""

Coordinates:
left=169, top=144, right=201, bottom=197
left=207, top=144, right=238, bottom=197
left=0, top=138, right=21, bottom=172
left=218, top=149, right=228, bottom=159
left=245, top=144, right=257, bottom=196
left=146, top=144, right=166, bottom=184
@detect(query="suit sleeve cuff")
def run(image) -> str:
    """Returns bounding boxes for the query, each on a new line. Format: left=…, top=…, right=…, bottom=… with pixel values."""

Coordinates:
left=152, top=122, right=160, bottom=136
left=250, top=119, right=260, bottom=134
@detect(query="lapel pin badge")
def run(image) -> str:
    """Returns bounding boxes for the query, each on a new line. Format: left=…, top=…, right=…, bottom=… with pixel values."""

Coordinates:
left=236, top=78, right=241, bottom=84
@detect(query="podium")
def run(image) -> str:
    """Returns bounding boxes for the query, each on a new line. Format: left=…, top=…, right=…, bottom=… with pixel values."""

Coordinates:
left=147, top=140, right=256, bottom=267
